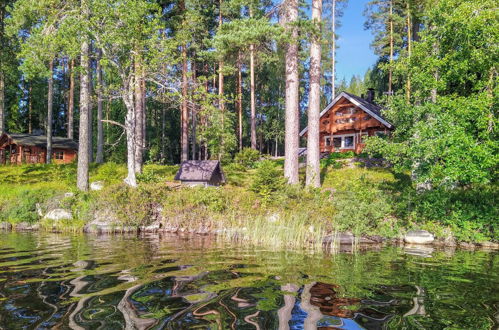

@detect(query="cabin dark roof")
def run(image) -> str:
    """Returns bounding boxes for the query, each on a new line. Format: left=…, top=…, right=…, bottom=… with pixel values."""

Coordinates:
left=2, top=133, right=78, bottom=150
left=174, top=160, right=225, bottom=182
left=299, top=91, right=393, bottom=136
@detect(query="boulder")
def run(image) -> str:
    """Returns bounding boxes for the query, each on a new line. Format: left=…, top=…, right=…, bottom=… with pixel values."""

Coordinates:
left=64, top=192, right=75, bottom=198
left=404, top=230, right=434, bottom=244
left=90, top=181, right=105, bottom=191
left=0, top=222, right=12, bottom=231
left=140, top=222, right=162, bottom=233
left=44, top=208, right=73, bottom=221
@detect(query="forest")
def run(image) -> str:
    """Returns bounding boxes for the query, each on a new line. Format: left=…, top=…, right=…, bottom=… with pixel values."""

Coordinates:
left=0, top=0, right=497, bottom=242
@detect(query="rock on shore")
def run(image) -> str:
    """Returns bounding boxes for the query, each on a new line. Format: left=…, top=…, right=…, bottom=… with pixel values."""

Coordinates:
left=404, top=230, right=435, bottom=244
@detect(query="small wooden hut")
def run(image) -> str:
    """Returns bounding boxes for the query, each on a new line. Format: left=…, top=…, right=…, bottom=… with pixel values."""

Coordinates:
left=0, top=133, right=78, bottom=165
left=174, top=160, right=225, bottom=187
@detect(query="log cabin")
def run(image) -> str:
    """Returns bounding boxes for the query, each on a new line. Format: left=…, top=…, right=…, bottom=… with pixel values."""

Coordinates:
left=0, top=133, right=78, bottom=165
left=300, top=90, right=393, bottom=154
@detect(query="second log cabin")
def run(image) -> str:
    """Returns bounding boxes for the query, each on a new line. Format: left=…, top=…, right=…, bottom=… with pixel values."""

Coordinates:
left=300, top=90, right=394, bottom=154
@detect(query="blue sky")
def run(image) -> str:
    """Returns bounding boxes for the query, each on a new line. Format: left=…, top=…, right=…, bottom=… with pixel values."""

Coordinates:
left=334, top=0, right=377, bottom=82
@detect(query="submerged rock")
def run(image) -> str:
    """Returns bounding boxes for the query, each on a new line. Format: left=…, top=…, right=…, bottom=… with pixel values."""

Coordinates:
left=0, top=222, right=12, bottom=231
left=90, top=181, right=105, bottom=191
left=404, top=230, right=434, bottom=244
left=44, top=209, right=73, bottom=221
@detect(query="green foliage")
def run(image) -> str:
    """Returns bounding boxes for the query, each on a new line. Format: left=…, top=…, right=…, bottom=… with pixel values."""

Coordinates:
left=332, top=175, right=394, bottom=236
left=234, top=148, right=261, bottom=168
left=250, top=160, right=285, bottom=200
left=0, top=187, right=58, bottom=223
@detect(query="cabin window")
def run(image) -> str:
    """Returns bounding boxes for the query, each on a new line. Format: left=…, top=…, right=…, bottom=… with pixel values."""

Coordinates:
left=344, top=136, right=354, bottom=148
left=325, top=136, right=332, bottom=146
left=331, top=134, right=355, bottom=149
left=333, top=137, right=342, bottom=148
left=375, top=131, right=388, bottom=138
left=54, top=151, right=64, bottom=160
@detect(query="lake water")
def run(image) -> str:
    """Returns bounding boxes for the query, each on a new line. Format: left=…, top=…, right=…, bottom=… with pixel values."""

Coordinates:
left=0, top=232, right=497, bottom=329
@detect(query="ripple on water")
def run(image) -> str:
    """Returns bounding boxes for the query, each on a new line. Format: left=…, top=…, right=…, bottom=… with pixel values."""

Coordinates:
left=0, top=231, right=497, bottom=329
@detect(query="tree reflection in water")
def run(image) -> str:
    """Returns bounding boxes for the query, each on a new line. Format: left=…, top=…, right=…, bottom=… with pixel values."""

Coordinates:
left=0, top=232, right=497, bottom=329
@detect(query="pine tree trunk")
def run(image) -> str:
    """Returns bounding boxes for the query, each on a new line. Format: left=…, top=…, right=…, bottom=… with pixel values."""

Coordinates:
left=191, top=60, right=197, bottom=160
left=95, top=49, right=104, bottom=163
left=67, top=58, right=75, bottom=139
left=28, top=85, right=33, bottom=134
left=46, top=59, right=54, bottom=164
left=249, top=6, right=257, bottom=150
left=306, top=0, right=322, bottom=188
left=237, top=53, right=243, bottom=151
left=250, top=44, right=257, bottom=149
left=77, top=21, right=90, bottom=191
left=218, top=0, right=225, bottom=159
left=331, top=0, right=336, bottom=100
left=388, top=0, right=394, bottom=95
left=0, top=70, right=5, bottom=135
left=283, top=0, right=300, bottom=185
left=88, top=52, right=93, bottom=163
left=181, top=44, right=189, bottom=162
left=134, top=56, right=144, bottom=173
left=0, top=3, right=5, bottom=135
left=406, top=1, right=411, bottom=103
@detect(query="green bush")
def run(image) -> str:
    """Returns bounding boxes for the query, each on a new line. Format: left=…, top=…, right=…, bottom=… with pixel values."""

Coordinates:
left=250, top=160, right=285, bottom=200
left=0, top=187, right=58, bottom=223
left=234, top=148, right=261, bottom=168
left=92, top=162, right=127, bottom=184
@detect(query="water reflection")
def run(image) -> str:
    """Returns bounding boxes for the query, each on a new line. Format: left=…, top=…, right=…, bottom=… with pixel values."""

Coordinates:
left=0, top=232, right=497, bottom=329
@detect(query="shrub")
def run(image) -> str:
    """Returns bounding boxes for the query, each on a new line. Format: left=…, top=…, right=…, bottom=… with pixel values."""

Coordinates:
left=234, top=148, right=261, bottom=168
left=250, top=160, right=285, bottom=200
left=92, top=162, right=127, bottom=184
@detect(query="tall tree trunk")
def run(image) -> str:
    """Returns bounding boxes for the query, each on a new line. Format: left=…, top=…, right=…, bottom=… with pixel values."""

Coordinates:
left=331, top=0, right=336, bottom=100
left=134, top=56, right=144, bottom=173
left=406, top=1, right=411, bottom=103
left=77, top=18, right=90, bottom=191
left=218, top=0, right=225, bottom=159
left=28, top=84, right=33, bottom=134
left=237, top=53, right=243, bottom=151
left=388, top=0, right=394, bottom=95
left=249, top=6, right=257, bottom=150
left=0, top=3, right=5, bottom=135
left=67, top=58, right=75, bottom=139
left=306, top=0, right=322, bottom=188
left=181, top=44, right=189, bottom=162
left=191, top=60, right=197, bottom=160
left=250, top=44, right=257, bottom=149
left=95, top=49, right=104, bottom=163
left=46, top=59, right=54, bottom=164
left=124, top=84, right=137, bottom=187
left=283, top=0, right=300, bottom=185
left=88, top=51, right=93, bottom=163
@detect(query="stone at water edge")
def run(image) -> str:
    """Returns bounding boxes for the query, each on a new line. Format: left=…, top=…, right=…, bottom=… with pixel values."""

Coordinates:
left=44, top=209, right=73, bottom=221
left=0, top=222, right=12, bottom=230
left=404, top=230, right=435, bottom=244
left=90, top=181, right=104, bottom=191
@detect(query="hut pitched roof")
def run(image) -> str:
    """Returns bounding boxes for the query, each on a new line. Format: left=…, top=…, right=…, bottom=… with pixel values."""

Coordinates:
left=2, top=133, right=78, bottom=150
left=174, top=160, right=225, bottom=182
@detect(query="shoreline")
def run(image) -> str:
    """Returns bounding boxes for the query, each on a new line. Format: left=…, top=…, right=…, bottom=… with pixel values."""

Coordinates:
left=2, top=222, right=498, bottom=252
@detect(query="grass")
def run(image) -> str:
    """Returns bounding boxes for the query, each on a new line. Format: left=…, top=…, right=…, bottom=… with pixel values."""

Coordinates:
left=0, top=160, right=496, bottom=247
